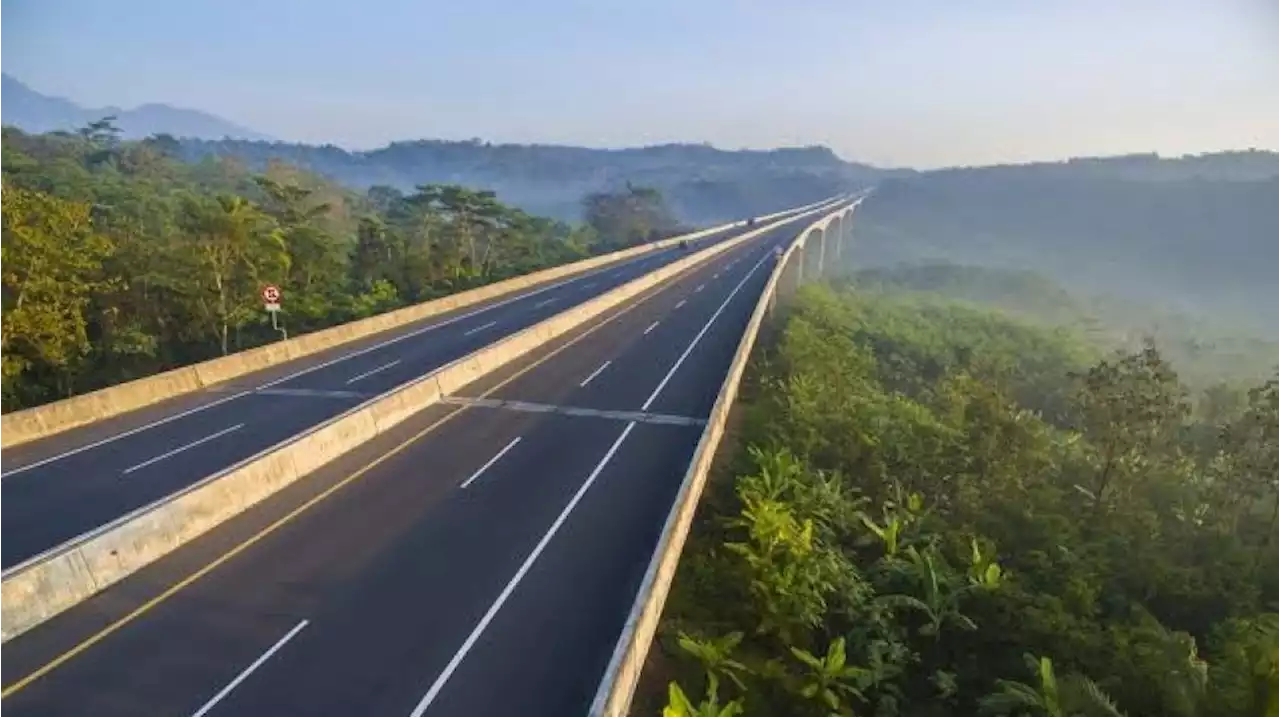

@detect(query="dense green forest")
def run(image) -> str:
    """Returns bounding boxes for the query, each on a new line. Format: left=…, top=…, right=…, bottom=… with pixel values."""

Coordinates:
left=848, top=263, right=1278, bottom=390
left=0, top=124, right=687, bottom=411
left=944, top=150, right=1278, bottom=183
left=855, top=169, right=1278, bottom=338
left=168, top=143, right=1276, bottom=233
left=641, top=284, right=1277, bottom=717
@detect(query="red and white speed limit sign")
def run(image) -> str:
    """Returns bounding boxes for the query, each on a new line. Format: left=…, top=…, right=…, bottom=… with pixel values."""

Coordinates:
left=261, top=285, right=282, bottom=304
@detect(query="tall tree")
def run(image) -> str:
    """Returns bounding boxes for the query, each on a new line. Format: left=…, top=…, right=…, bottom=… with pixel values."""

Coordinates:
left=410, top=184, right=508, bottom=280
left=1, top=181, right=115, bottom=404
left=1069, top=341, right=1189, bottom=514
left=176, top=194, right=289, bottom=355
left=1207, top=379, right=1279, bottom=553
left=0, top=126, right=662, bottom=409
left=582, top=183, right=681, bottom=251
left=254, top=176, right=345, bottom=328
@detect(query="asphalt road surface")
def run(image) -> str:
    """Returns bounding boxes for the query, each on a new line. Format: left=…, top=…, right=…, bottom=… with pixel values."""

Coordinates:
left=0, top=217, right=810, bottom=717
left=0, top=212, right=814, bottom=569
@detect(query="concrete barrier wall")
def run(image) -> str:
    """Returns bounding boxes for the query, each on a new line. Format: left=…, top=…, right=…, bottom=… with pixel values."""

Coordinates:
left=0, top=198, right=847, bottom=644
left=0, top=198, right=835, bottom=450
left=587, top=195, right=866, bottom=717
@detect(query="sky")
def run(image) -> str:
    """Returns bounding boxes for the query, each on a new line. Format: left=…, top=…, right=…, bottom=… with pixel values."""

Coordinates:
left=3, top=0, right=1276, bottom=168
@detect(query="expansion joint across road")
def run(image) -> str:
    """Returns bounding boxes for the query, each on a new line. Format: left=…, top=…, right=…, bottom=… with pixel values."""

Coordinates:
left=440, top=396, right=706, bottom=427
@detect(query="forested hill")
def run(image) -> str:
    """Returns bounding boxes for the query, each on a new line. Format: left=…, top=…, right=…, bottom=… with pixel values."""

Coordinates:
left=0, top=126, right=694, bottom=411
left=170, top=137, right=1278, bottom=230
left=941, top=149, right=1278, bottom=182
left=173, top=138, right=891, bottom=224
left=854, top=165, right=1279, bottom=337
left=849, top=262, right=1278, bottom=388
left=642, top=282, right=1278, bottom=717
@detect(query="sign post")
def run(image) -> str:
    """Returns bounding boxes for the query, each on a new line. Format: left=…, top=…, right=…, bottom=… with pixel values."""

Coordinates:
left=262, top=284, right=287, bottom=340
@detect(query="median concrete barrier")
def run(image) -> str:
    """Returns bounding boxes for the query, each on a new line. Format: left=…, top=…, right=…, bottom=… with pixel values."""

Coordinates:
left=0, top=197, right=837, bottom=450
left=0, top=197, right=846, bottom=643
left=587, top=195, right=866, bottom=717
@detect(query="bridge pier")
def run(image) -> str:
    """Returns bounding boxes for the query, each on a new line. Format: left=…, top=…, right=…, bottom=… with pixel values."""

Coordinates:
left=775, top=240, right=803, bottom=309
left=801, top=228, right=824, bottom=281
left=772, top=197, right=863, bottom=315
left=833, top=204, right=856, bottom=271
left=831, top=213, right=843, bottom=267
left=816, top=225, right=827, bottom=276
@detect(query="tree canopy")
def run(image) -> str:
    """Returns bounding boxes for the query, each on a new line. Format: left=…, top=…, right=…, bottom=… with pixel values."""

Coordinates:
left=644, top=284, right=1278, bottom=717
left=854, top=171, right=1278, bottom=339
left=582, top=183, right=684, bottom=252
left=846, top=262, right=1278, bottom=390
left=0, top=124, right=596, bottom=410
left=168, top=137, right=871, bottom=224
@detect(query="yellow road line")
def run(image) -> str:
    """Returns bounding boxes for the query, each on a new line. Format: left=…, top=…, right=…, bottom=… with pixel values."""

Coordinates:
left=2, top=233, right=744, bottom=698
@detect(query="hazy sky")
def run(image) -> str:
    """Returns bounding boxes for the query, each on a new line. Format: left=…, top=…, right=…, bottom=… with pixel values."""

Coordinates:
left=3, top=0, right=1276, bottom=167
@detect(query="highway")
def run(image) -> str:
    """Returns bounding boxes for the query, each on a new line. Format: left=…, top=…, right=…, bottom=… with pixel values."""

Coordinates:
left=0, top=214, right=806, bottom=717
left=0, top=215, right=801, bottom=570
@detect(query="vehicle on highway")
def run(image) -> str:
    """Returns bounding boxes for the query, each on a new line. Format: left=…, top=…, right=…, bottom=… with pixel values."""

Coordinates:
left=773, top=246, right=784, bottom=262
left=746, top=217, right=757, bottom=227
left=679, top=239, right=691, bottom=251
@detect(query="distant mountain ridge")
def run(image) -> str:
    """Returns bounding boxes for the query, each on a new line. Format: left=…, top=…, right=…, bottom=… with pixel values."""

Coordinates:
left=174, top=136, right=898, bottom=223
left=937, top=150, right=1278, bottom=183
left=4, top=73, right=1274, bottom=226
left=1, top=73, right=272, bottom=141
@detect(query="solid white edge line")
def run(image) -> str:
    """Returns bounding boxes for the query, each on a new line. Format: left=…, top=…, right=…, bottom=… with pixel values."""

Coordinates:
left=407, top=423, right=637, bottom=717
left=121, top=424, right=245, bottom=476
left=579, top=360, right=613, bottom=388
left=643, top=321, right=660, bottom=335
left=640, top=250, right=772, bottom=412
left=463, top=320, right=499, bottom=337
left=344, top=359, right=402, bottom=386
left=459, top=437, right=523, bottom=489
left=190, top=619, right=309, bottom=717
